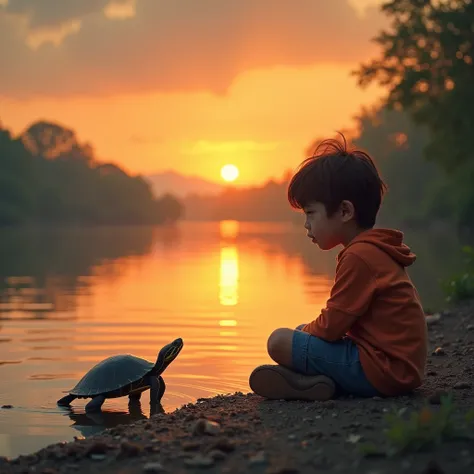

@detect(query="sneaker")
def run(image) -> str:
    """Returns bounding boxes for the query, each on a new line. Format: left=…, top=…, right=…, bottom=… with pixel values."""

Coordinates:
left=249, top=364, right=336, bottom=401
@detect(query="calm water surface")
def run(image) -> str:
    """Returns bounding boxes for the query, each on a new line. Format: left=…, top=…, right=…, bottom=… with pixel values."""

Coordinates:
left=0, top=221, right=465, bottom=457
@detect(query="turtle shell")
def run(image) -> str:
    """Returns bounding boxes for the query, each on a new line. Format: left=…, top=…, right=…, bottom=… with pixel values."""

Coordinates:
left=69, top=354, right=154, bottom=397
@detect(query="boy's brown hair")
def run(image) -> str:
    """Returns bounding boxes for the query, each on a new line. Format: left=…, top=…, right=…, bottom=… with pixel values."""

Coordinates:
left=287, top=133, right=387, bottom=229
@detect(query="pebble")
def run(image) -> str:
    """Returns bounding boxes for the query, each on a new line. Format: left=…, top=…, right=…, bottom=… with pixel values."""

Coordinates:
left=119, top=441, right=143, bottom=457
left=433, top=347, right=445, bottom=356
left=426, top=313, right=441, bottom=325
left=90, top=454, right=106, bottom=461
left=322, top=400, right=336, bottom=409
left=248, top=451, right=266, bottom=465
left=467, top=324, right=474, bottom=331
left=1, top=405, right=13, bottom=409
left=346, top=434, right=362, bottom=443
left=182, top=441, right=201, bottom=451
left=184, top=454, right=215, bottom=468
left=87, top=441, right=109, bottom=455
left=209, top=438, right=235, bottom=453
left=209, top=449, right=227, bottom=461
left=143, top=461, right=166, bottom=473
left=193, top=419, right=221, bottom=436
left=453, top=381, right=471, bottom=390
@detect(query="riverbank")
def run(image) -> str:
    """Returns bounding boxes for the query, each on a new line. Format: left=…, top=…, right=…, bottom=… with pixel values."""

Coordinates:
left=1, top=301, right=474, bottom=474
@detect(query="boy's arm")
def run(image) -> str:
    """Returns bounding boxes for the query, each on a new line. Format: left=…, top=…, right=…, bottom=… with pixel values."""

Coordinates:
left=301, top=251, right=377, bottom=341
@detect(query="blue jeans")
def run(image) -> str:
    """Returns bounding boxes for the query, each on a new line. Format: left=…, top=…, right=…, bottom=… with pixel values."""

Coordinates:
left=292, top=324, right=380, bottom=397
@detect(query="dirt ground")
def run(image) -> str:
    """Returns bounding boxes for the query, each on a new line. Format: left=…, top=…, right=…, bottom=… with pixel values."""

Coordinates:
left=1, top=301, right=474, bottom=474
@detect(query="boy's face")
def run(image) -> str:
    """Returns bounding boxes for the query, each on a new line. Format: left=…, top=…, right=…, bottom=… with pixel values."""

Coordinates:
left=303, top=202, right=343, bottom=250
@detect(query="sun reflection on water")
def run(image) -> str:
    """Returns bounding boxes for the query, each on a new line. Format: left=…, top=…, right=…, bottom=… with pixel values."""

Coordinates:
left=219, top=220, right=240, bottom=307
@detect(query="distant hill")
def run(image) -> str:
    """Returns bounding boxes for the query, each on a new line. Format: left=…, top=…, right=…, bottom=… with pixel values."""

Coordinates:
left=144, top=170, right=224, bottom=198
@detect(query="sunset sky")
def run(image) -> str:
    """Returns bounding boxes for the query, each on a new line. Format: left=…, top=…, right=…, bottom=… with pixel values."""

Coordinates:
left=0, top=0, right=385, bottom=186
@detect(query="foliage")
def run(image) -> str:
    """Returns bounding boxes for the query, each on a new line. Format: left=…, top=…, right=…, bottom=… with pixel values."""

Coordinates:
left=352, top=105, right=445, bottom=226
left=0, top=120, right=183, bottom=226
left=354, top=0, right=474, bottom=232
left=359, top=395, right=474, bottom=457
left=442, top=245, right=474, bottom=303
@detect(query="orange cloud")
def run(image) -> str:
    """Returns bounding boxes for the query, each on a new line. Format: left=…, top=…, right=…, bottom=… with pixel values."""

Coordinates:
left=0, top=0, right=385, bottom=99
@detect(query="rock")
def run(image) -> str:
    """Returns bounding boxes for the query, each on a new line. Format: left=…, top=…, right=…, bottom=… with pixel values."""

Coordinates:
left=193, top=419, right=221, bottom=436
left=119, top=441, right=143, bottom=457
left=209, top=438, right=235, bottom=453
left=347, top=422, right=362, bottom=428
left=427, top=370, right=437, bottom=376
left=87, top=441, right=109, bottom=455
left=321, top=400, right=336, bottom=409
left=453, top=381, right=471, bottom=390
left=346, top=434, right=362, bottom=443
left=432, top=347, right=445, bottom=356
left=1, top=405, right=13, bottom=409
left=467, top=324, right=474, bottom=331
left=208, top=449, right=227, bottom=460
left=184, top=454, right=215, bottom=468
left=248, top=451, right=266, bottom=465
left=426, top=313, right=441, bottom=325
left=143, top=461, right=166, bottom=473
left=182, top=441, right=201, bottom=451
left=90, top=454, right=106, bottom=461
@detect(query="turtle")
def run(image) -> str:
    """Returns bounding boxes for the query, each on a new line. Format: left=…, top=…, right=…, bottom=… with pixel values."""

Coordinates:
left=57, top=337, right=183, bottom=411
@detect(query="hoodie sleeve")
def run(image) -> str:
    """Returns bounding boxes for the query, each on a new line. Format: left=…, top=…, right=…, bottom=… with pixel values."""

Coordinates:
left=301, top=251, right=377, bottom=341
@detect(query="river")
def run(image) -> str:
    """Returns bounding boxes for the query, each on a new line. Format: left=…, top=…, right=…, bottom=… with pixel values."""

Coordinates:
left=0, top=221, right=466, bottom=457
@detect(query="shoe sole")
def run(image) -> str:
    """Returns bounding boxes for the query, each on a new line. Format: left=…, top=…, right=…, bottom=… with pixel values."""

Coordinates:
left=249, top=365, right=335, bottom=401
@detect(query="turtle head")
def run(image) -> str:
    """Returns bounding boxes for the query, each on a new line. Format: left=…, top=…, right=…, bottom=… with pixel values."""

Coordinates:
left=153, top=338, right=184, bottom=375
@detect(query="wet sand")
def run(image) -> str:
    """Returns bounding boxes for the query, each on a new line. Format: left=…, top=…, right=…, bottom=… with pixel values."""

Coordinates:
left=1, top=301, right=473, bottom=474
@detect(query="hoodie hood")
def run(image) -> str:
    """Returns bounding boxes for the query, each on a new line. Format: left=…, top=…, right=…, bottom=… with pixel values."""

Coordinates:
left=342, top=228, right=416, bottom=267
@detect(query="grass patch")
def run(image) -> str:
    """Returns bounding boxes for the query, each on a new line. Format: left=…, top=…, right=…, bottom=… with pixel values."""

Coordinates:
left=442, top=246, right=474, bottom=303
left=359, top=395, right=474, bottom=457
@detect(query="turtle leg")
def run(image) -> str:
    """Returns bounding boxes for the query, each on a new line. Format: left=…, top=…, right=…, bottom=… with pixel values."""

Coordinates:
left=158, top=376, right=166, bottom=401
left=149, top=376, right=163, bottom=405
left=85, top=395, right=106, bottom=412
left=128, top=392, right=142, bottom=402
left=57, top=394, right=77, bottom=406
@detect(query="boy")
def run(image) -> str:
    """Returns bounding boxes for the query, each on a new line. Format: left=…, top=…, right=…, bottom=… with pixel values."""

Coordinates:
left=249, top=135, right=428, bottom=400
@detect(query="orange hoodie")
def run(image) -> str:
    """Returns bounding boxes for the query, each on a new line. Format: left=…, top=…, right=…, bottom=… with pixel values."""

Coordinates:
left=302, top=229, right=428, bottom=396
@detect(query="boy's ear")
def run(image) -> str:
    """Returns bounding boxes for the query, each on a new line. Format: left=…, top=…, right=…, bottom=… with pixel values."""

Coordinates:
left=339, top=200, right=355, bottom=222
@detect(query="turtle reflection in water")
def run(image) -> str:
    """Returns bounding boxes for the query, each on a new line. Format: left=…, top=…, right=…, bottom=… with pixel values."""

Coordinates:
left=57, top=338, right=183, bottom=411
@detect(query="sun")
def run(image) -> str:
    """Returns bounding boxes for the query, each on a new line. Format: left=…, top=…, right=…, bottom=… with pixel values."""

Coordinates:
left=220, top=164, right=239, bottom=183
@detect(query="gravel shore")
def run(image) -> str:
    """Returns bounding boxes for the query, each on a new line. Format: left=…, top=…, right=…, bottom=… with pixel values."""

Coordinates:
left=1, top=302, right=473, bottom=474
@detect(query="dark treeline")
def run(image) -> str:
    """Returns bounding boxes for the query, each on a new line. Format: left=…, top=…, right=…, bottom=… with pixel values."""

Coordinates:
left=0, top=120, right=184, bottom=226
